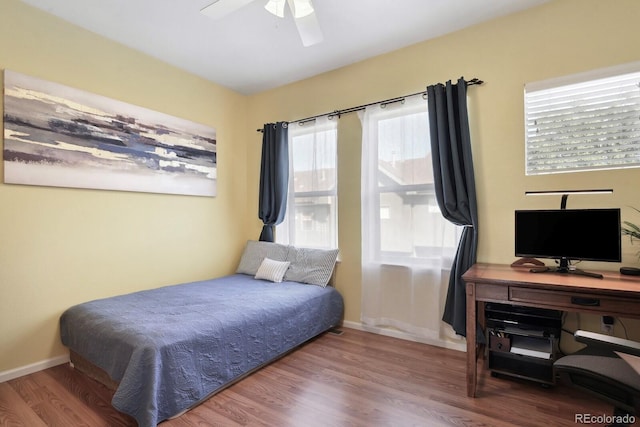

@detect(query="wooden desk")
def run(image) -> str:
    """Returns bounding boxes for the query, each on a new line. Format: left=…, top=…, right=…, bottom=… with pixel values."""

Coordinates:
left=463, top=263, right=640, bottom=397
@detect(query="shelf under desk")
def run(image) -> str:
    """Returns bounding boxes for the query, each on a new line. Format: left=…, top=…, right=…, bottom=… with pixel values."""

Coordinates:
left=462, top=263, right=640, bottom=397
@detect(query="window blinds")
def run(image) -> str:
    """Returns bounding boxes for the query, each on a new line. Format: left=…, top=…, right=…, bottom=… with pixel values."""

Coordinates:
left=524, top=63, right=640, bottom=175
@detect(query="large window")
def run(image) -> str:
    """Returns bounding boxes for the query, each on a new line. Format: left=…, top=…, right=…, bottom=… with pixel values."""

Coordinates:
left=276, top=116, right=337, bottom=249
left=359, top=93, right=462, bottom=342
left=525, top=62, right=640, bottom=175
left=361, top=94, right=459, bottom=266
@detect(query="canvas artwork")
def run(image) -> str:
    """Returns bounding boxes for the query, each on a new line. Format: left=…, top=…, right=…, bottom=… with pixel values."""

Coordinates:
left=3, top=70, right=217, bottom=197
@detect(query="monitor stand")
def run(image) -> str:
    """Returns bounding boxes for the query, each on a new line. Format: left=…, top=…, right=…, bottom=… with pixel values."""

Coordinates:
left=529, top=258, right=603, bottom=279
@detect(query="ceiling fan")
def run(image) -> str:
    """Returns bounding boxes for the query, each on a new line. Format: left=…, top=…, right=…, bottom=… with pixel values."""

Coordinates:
left=200, top=0, right=323, bottom=47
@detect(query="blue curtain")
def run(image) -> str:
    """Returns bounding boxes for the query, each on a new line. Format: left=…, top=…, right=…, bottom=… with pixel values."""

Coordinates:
left=427, top=78, right=479, bottom=337
left=258, top=122, right=289, bottom=242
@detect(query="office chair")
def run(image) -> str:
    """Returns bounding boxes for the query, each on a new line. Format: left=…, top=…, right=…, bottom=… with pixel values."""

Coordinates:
left=554, top=330, right=640, bottom=427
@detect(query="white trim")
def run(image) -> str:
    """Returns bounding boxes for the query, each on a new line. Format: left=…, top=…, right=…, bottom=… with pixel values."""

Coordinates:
left=525, top=60, right=640, bottom=92
left=0, top=354, right=70, bottom=383
left=341, top=320, right=466, bottom=352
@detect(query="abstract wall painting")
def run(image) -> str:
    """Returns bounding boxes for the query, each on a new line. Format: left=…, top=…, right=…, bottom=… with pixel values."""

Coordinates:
left=3, top=70, right=217, bottom=197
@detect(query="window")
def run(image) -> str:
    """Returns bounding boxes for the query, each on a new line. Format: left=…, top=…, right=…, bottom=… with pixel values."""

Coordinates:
left=361, top=94, right=460, bottom=265
left=525, top=62, right=640, bottom=175
left=276, top=116, right=338, bottom=249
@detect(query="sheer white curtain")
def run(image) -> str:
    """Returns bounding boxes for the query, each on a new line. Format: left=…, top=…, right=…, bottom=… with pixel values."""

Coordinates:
left=276, top=115, right=338, bottom=249
left=360, top=94, right=462, bottom=347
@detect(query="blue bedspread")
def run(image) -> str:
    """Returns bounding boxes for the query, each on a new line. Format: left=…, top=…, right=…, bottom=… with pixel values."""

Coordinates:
left=59, top=274, right=344, bottom=427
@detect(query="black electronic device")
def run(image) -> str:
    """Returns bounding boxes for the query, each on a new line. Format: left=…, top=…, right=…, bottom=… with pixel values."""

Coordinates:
left=620, top=266, right=640, bottom=276
left=515, top=208, right=621, bottom=278
left=485, top=303, right=562, bottom=385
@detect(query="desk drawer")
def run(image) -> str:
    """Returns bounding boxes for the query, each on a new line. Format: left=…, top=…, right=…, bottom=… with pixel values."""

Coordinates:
left=475, top=283, right=509, bottom=300
left=509, top=287, right=638, bottom=315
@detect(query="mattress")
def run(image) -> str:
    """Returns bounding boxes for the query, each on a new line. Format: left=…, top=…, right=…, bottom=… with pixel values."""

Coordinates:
left=59, top=274, right=344, bottom=427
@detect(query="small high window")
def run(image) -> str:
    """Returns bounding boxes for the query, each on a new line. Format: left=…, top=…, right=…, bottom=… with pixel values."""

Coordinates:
left=524, top=62, right=640, bottom=175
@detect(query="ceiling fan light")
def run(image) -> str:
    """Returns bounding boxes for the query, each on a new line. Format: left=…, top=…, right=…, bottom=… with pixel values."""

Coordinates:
left=289, top=0, right=314, bottom=18
left=265, top=0, right=286, bottom=18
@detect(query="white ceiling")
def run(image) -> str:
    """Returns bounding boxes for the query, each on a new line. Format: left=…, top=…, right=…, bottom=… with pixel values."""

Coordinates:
left=21, top=0, right=549, bottom=95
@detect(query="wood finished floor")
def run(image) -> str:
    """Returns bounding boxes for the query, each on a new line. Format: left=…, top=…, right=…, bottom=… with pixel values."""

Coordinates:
left=0, top=327, right=612, bottom=427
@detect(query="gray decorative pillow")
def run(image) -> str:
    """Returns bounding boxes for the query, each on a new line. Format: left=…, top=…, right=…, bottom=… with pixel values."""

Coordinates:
left=284, top=247, right=339, bottom=287
left=236, top=240, right=290, bottom=275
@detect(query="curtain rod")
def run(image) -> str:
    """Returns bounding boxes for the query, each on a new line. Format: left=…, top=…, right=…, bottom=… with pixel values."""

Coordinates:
left=256, top=77, right=483, bottom=132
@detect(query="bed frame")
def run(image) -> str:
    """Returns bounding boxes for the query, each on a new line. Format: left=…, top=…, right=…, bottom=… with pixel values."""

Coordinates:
left=70, top=350, right=119, bottom=391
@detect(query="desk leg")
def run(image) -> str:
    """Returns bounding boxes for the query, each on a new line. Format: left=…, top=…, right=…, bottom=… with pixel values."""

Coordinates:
left=466, top=282, right=477, bottom=397
left=478, top=302, right=486, bottom=361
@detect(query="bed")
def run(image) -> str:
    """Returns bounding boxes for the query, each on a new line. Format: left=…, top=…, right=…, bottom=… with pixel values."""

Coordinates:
left=59, top=241, right=343, bottom=427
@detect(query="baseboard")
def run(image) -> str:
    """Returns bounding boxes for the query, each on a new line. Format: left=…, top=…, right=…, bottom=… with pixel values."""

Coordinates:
left=341, top=320, right=467, bottom=352
left=1, top=324, right=464, bottom=383
left=0, top=354, right=70, bottom=383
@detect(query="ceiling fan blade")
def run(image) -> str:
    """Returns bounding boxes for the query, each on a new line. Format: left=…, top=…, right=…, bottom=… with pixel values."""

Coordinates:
left=200, top=0, right=256, bottom=20
left=288, top=0, right=314, bottom=18
left=293, top=10, right=323, bottom=47
left=265, top=0, right=286, bottom=18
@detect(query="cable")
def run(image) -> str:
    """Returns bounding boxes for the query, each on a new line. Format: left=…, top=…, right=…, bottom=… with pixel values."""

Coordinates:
left=618, top=318, right=629, bottom=339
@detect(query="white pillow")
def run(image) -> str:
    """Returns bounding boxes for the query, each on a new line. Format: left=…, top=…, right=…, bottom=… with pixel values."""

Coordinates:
left=254, top=258, right=291, bottom=283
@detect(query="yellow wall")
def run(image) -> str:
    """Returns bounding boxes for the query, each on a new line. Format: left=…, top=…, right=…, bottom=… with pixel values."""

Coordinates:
left=247, top=0, right=640, bottom=336
left=3, top=0, right=640, bottom=375
left=0, top=1, right=250, bottom=372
